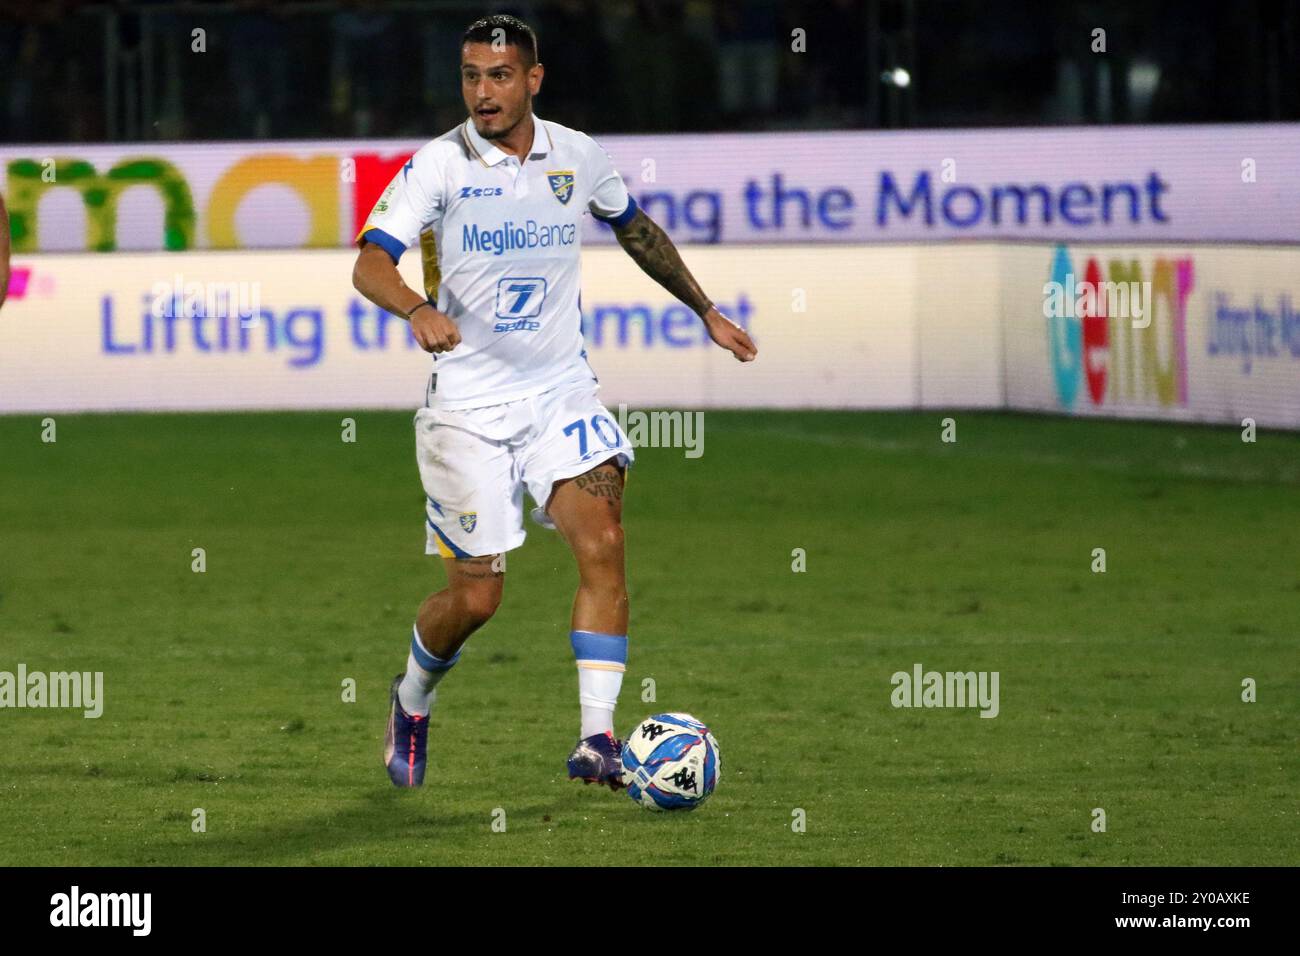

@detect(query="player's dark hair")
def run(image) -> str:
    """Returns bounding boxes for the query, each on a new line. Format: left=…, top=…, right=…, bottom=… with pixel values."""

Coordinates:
left=462, top=14, right=539, bottom=67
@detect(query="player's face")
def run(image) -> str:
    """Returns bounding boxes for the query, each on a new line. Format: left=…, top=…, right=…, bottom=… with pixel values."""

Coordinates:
left=460, top=43, right=543, bottom=140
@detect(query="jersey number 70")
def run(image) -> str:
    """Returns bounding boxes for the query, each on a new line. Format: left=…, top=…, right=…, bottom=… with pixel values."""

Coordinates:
left=562, top=415, right=623, bottom=459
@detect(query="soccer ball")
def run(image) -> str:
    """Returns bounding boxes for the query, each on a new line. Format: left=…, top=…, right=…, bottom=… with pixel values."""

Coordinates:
left=620, top=712, right=720, bottom=811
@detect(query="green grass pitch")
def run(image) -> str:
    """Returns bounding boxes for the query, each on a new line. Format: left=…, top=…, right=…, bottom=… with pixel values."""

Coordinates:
left=0, top=409, right=1296, bottom=866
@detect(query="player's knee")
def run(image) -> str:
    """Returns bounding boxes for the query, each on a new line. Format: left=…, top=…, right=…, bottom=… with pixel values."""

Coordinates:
left=574, top=522, right=624, bottom=571
left=455, top=580, right=503, bottom=629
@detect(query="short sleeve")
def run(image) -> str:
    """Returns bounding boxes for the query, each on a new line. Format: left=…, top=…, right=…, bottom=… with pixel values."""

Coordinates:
left=355, top=144, right=445, bottom=263
left=585, top=137, right=637, bottom=228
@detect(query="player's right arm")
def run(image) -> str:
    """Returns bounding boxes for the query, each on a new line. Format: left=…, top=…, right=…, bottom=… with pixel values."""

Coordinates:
left=353, top=243, right=460, bottom=353
left=351, top=146, right=460, bottom=353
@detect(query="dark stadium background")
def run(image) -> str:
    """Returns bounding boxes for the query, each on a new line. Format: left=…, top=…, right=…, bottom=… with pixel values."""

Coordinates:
left=4, top=0, right=1298, bottom=140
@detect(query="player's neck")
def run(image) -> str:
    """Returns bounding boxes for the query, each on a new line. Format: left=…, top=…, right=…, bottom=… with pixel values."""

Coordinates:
left=494, top=113, right=536, bottom=160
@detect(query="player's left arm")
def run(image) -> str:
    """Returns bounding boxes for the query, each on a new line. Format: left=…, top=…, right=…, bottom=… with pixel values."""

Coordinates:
left=612, top=208, right=756, bottom=363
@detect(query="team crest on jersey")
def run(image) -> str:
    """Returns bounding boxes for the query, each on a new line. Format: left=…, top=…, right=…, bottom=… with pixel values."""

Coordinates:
left=459, top=512, right=478, bottom=533
left=547, top=171, right=575, bottom=205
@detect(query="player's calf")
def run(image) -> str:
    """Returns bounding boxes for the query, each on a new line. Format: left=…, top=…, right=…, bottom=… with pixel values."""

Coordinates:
left=548, top=462, right=632, bottom=785
left=549, top=461, right=629, bottom=637
left=384, top=554, right=504, bottom=787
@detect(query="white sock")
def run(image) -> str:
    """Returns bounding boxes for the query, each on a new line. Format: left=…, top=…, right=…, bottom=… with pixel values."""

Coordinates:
left=578, top=667, right=624, bottom=738
left=580, top=702, right=616, bottom=739
left=398, top=624, right=459, bottom=717
left=571, top=630, right=627, bottom=739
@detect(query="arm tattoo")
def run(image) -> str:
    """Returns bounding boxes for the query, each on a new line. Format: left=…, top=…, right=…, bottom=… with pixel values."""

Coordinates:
left=613, top=209, right=712, bottom=317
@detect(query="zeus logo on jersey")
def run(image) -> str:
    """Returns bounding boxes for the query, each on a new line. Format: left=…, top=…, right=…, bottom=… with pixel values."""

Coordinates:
left=462, top=220, right=577, bottom=256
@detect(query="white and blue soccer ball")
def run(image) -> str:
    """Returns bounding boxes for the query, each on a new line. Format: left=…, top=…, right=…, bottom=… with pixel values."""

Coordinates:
left=620, top=712, right=720, bottom=811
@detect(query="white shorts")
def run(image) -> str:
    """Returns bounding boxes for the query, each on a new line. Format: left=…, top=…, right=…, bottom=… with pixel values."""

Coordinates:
left=415, top=378, right=635, bottom=558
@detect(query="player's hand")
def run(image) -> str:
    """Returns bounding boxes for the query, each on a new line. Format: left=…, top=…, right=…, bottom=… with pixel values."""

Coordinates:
left=703, top=306, right=756, bottom=362
left=410, top=303, right=462, bottom=353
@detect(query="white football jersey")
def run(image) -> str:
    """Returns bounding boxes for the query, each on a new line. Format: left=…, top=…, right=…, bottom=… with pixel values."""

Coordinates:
left=356, top=114, right=637, bottom=409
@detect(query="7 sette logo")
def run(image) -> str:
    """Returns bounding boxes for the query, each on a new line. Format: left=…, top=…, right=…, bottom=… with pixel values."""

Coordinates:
left=493, top=277, right=546, bottom=332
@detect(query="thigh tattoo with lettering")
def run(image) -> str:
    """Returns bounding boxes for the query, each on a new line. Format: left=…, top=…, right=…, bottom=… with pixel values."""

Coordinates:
left=573, top=467, right=623, bottom=504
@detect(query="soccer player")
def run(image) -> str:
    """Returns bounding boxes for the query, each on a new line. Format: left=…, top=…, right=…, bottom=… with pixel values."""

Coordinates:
left=352, top=14, right=756, bottom=789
